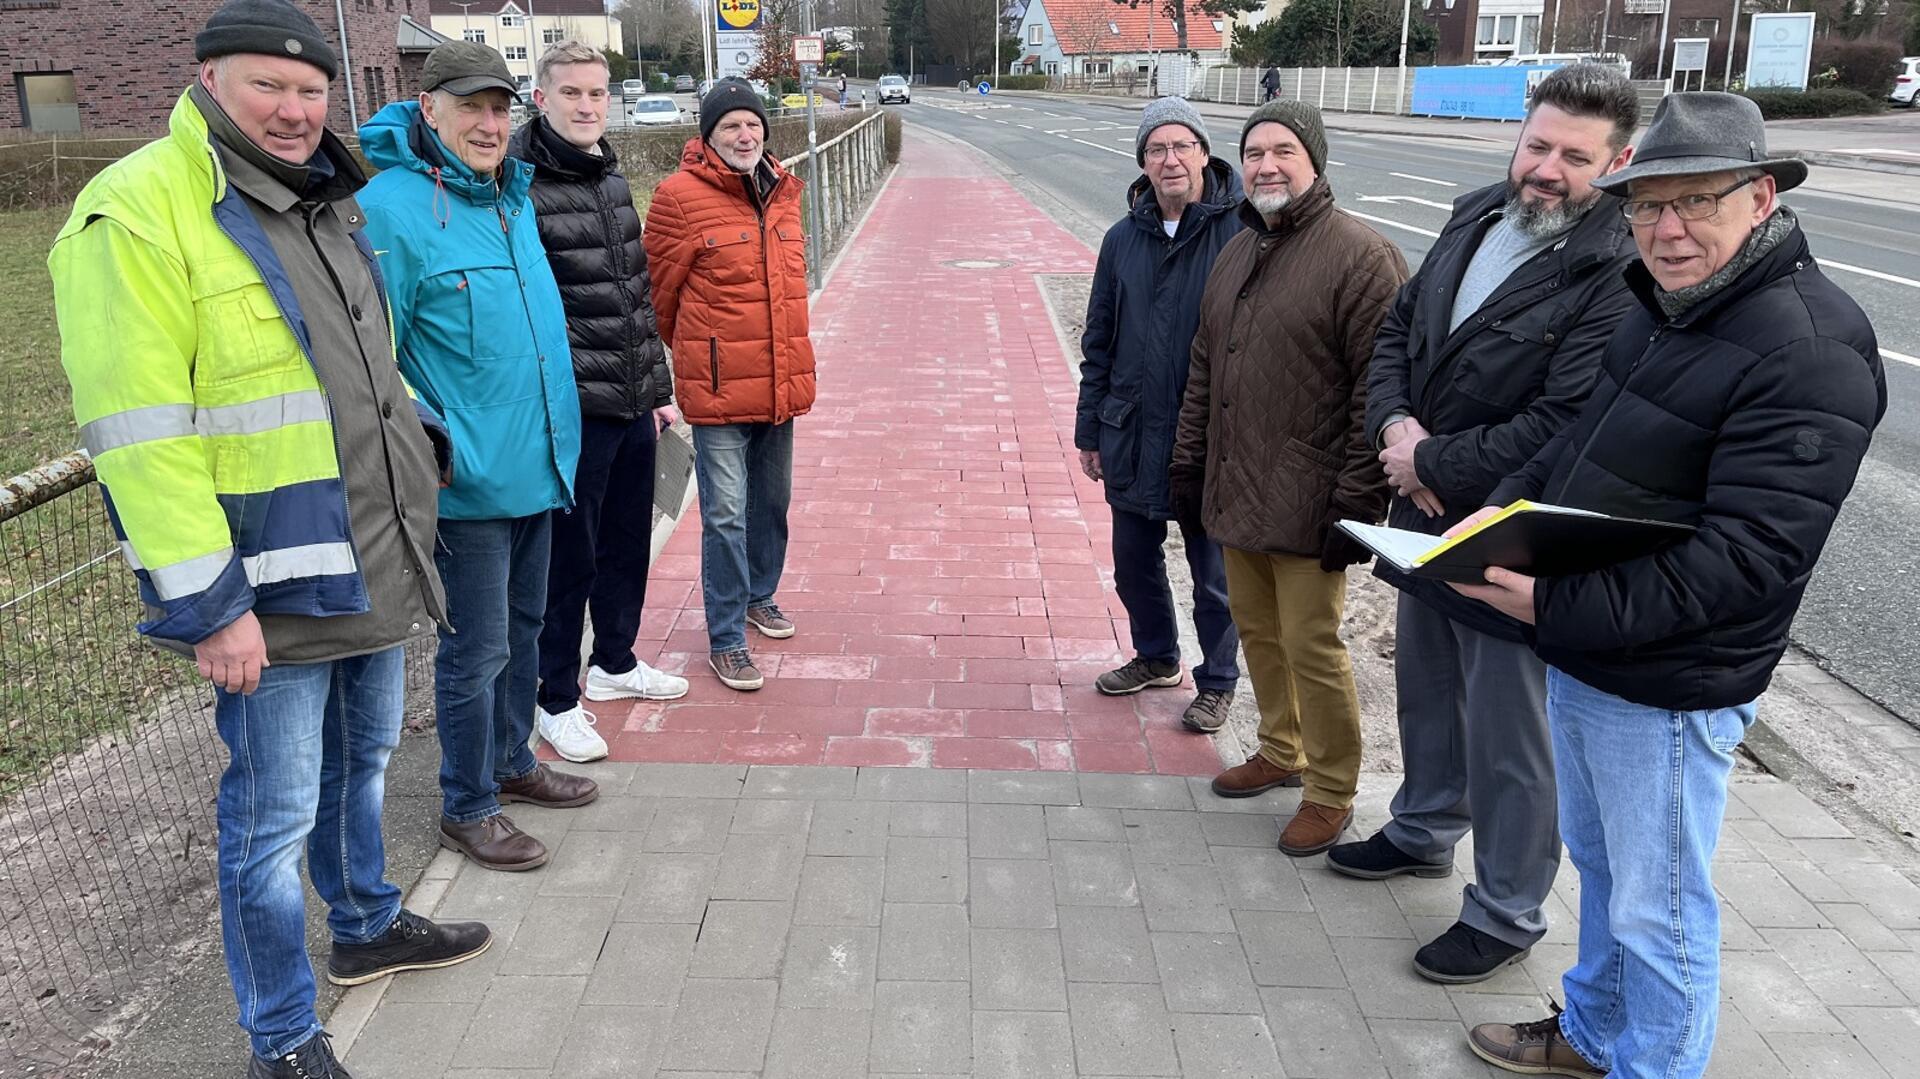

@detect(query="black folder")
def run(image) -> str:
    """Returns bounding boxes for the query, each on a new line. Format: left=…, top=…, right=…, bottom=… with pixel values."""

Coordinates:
left=1338, top=501, right=1695, bottom=584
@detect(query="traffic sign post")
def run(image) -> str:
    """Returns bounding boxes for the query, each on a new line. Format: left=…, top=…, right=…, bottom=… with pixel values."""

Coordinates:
left=796, top=51, right=824, bottom=291
left=794, top=35, right=824, bottom=66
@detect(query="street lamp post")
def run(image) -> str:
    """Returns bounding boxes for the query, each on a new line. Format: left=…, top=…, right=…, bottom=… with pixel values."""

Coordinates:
left=1396, top=0, right=1412, bottom=115
left=991, top=0, right=1000, bottom=88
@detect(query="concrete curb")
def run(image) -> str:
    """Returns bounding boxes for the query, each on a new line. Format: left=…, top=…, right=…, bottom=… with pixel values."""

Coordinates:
left=1788, top=148, right=1920, bottom=178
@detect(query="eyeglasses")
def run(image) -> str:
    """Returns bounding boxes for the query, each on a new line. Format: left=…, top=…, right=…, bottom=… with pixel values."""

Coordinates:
left=1145, top=140, right=1202, bottom=162
left=1621, top=177, right=1754, bottom=226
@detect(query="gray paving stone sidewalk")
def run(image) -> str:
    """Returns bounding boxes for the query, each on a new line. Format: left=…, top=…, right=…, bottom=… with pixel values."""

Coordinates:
left=337, top=764, right=1920, bottom=1078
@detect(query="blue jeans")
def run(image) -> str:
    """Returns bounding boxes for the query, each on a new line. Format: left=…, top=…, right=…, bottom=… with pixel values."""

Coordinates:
left=435, top=514, right=550, bottom=823
left=1110, top=507, right=1240, bottom=691
left=212, top=647, right=406, bottom=1060
left=1548, top=667, right=1755, bottom=1079
left=692, top=421, right=794, bottom=655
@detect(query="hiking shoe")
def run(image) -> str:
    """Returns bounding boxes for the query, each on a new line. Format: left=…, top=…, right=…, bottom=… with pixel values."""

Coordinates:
left=1327, top=830, right=1452, bottom=881
left=1415, top=921, right=1531, bottom=985
left=584, top=660, right=691, bottom=702
left=327, top=908, right=493, bottom=986
left=746, top=604, right=796, bottom=639
left=247, top=1031, right=353, bottom=1078
left=1468, top=1007, right=1604, bottom=1078
left=1279, top=801, right=1353, bottom=856
left=536, top=705, right=609, bottom=763
left=711, top=649, right=765, bottom=691
left=1180, top=689, right=1234, bottom=732
left=1096, top=657, right=1183, bottom=696
left=1209, top=753, right=1304, bottom=798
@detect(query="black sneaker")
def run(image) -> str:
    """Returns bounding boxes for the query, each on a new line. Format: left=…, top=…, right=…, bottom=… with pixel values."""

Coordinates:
left=1326, top=830, right=1452, bottom=881
left=247, top=1031, right=353, bottom=1078
left=1180, top=689, right=1234, bottom=732
left=1414, top=921, right=1531, bottom=985
left=326, top=908, right=493, bottom=987
left=1095, top=657, right=1183, bottom=696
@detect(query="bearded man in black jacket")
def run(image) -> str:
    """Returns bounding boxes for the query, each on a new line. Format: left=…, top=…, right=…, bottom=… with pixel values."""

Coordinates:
left=1452, top=93, right=1887, bottom=1079
left=512, top=41, right=689, bottom=766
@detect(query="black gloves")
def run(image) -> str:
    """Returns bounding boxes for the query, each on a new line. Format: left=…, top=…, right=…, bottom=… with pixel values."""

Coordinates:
left=1319, top=526, right=1373, bottom=573
left=1169, top=468, right=1205, bottom=532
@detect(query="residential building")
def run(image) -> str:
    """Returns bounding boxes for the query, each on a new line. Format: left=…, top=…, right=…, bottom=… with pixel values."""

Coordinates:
left=1012, top=0, right=1228, bottom=78
left=3, top=0, right=429, bottom=134
left=425, top=0, right=624, bottom=87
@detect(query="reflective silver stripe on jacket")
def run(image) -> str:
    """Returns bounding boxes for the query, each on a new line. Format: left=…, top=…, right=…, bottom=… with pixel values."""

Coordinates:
left=242, top=542, right=358, bottom=586
left=79, top=391, right=330, bottom=455
left=79, top=403, right=195, bottom=456
left=145, top=547, right=234, bottom=601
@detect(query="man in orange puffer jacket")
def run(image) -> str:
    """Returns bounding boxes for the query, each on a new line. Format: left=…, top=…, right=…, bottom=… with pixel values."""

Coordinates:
left=644, top=78, right=816, bottom=692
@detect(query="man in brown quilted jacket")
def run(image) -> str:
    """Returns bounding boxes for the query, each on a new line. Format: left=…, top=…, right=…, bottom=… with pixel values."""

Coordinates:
left=1170, top=100, right=1404, bottom=856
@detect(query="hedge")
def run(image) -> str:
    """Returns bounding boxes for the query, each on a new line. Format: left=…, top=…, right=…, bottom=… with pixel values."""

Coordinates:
left=991, top=75, right=1052, bottom=91
left=1740, top=88, right=1883, bottom=119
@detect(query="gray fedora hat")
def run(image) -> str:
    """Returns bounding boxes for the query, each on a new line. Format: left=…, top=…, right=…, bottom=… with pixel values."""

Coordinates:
left=1591, top=92, right=1807, bottom=195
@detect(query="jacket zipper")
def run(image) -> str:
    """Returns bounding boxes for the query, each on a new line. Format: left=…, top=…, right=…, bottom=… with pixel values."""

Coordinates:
left=498, top=198, right=573, bottom=507
left=709, top=337, right=721, bottom=395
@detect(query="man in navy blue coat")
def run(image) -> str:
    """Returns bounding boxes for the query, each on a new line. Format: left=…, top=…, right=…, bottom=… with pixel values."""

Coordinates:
left=1076, top=97, right=1245, bottom=734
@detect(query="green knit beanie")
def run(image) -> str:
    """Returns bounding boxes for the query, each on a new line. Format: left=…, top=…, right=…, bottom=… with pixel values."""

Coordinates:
left=1241, top=99, right=1327, bottom=175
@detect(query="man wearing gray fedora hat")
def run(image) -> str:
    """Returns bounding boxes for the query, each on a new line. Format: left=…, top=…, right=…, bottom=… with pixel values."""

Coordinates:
left=1448, top=92, right=1887, bottom=1078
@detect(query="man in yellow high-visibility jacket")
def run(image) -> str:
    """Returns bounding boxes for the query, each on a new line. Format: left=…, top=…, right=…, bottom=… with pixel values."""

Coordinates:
left=48, top=4, right=492, bottom=1076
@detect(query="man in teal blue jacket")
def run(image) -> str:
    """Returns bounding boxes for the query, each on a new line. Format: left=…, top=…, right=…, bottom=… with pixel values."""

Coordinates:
left=359, top=41, right=593, bottom=874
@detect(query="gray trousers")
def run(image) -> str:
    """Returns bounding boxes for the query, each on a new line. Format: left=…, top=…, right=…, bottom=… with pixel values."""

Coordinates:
left=1382, top=595, right=1557, bottom=949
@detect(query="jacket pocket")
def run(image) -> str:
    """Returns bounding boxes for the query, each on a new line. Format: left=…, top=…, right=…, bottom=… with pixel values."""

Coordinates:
left=699, top=228, right=757, bottom=285
left=193, top=284, right=309, bottom=388
left=774, top=223, right=807, bottom=283
left=1096, top=397, right=1141, bottom=489
left=709, top=337, right=721, bottom=396
left=1284, top=436, right=1341, bottom=471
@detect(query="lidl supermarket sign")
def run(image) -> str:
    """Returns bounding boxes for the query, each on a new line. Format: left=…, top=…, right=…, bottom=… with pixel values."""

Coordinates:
left=717, top=0, right=761, bottom=31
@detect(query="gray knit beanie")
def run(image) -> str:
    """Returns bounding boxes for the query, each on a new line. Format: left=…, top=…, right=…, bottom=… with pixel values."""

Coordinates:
left=1241, top=99, right=1327, bottom=175
left=195, top=0, right=338, bottom=80
left=1136, top=97, right=1210, bottom=166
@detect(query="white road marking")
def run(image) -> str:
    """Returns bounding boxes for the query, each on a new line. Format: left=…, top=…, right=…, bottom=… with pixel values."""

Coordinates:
left=1828, top=147, right=1920, bottom=158
left=1882, top=348, right=1920, bottom=368
left=1327, top=160, right=1347, bottom=167
left=1391, top=171, right=1460, bottom=187
left=1822, top=259, right=1920, bottom=291
left=1060, top=134, right=1133, bottom=157
left=1345, top=209, right=1442, bottom=238
left=1358, top=194, right=1455, bottom=211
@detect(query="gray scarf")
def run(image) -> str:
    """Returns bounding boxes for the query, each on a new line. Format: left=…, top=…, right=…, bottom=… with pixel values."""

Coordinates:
left=1655, top=205, right=1798, bottom=320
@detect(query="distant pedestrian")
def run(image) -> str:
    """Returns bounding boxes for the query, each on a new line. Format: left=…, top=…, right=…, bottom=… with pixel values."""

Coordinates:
left=512, top=40, right=690, bottom=766
left=359, top=40, right=598, bottom=874
left=644, top=77, right=815, bottom=692
left=1453, top=92, right=1886, bottom=1079
left=50, top=3, right=491, bottom=1074
left=1328, top=63, right=1642, bottom=986
left=1170, top=100, right=1406, bottom=855
left=1261, top=65, right=1280, bottom=102
left=1077, top=97, right=1245, bottom=733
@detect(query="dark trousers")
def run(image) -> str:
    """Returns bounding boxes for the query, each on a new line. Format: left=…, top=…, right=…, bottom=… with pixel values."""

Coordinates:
left=537, top=415, right=658, bottom=713
left=1110, top=507, right=1240, bottom=692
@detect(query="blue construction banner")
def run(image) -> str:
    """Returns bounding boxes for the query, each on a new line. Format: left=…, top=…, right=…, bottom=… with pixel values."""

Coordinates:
left=1411, top=66, right=1563, bottom=121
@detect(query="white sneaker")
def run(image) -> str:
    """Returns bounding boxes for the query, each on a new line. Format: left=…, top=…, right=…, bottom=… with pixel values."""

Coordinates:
left=583, top=660, right=691, bottom=702
left=536, top=705, right=609, bottom=763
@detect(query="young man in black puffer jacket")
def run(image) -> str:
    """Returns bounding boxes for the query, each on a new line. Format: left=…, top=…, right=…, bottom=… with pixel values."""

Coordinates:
left=511, top=41, right=689, bottom=764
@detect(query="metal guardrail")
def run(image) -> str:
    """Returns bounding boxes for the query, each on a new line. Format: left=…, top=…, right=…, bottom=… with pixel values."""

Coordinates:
left=781, top=110, right=891, bottom=290
left=0, top=453, right=435, bottom=1073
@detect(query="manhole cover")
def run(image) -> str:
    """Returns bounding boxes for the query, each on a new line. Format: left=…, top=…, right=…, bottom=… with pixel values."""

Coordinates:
left=944, top=258, right=1012, bottom=270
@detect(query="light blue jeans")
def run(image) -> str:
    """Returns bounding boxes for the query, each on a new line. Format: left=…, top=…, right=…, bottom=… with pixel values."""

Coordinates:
left=692, top=421, right=794, bottom=655
left=212, top=647, right=406, bottom=1060
left=1547, top=666, right=1755, bottom=1079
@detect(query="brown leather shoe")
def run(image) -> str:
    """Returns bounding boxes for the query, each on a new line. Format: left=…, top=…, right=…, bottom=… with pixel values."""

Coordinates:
left=1278, top=801, right=1353, bottom=856
left=1209, top=753, right=1305, bottom=798
left=439, top=814, right=549, bottom=872
left=1468, top=1010, right=1605, bottom=1078
left=497, top=763, right=599, bottom=808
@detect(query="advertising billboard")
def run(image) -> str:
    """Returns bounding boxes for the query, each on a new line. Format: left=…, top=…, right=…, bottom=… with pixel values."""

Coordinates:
left=1412, top=66, right=1560, bottom=121
left=717, top=0, right=762, bottom=32
left=1746, top=12, right=1815, bottom=90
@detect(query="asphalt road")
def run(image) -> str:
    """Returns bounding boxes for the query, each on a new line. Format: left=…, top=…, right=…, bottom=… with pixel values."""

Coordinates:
left=895, top=87, right=1920, bottom=722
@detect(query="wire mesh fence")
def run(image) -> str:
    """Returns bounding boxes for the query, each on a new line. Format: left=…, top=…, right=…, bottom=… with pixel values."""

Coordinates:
left=0, top=453, right=436, bottom=1074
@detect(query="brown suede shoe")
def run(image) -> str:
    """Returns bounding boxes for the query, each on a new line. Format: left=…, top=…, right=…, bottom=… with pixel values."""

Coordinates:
left=439, top=814, right=549, bottom=872
left=1209, top=753, right=1305, bottom=799
left=497, top=763, right=600, bottom=808
left=1468, top=1010, right=1605, bottom=1078
left=1278, top=801, right=1353, bottom=856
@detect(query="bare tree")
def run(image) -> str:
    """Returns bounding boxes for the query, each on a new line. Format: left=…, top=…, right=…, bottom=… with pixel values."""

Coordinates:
left=925, top=0, right=995, bottom=69
left=616, top=0, right=705, bottom=61
left=1050, top=0, right=1119, bottom=75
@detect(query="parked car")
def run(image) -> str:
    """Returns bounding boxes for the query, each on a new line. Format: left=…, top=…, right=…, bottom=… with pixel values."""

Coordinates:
left=621, top=78, right=646, bottom=99
left=1891, top=56, right=1920, bottom=107
left=674, top=74, right=696, bottom=92
left=877, top=74, right=911, bottom=104
left=628, top=95, right=686, bottom=126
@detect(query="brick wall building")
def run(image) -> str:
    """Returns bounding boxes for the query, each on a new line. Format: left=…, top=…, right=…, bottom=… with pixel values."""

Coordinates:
left=2, top=0, right=433, bottom=136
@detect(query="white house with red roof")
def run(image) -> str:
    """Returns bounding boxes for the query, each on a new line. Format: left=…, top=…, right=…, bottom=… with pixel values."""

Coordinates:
left=1012, top=0, right=1229, bottom=78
